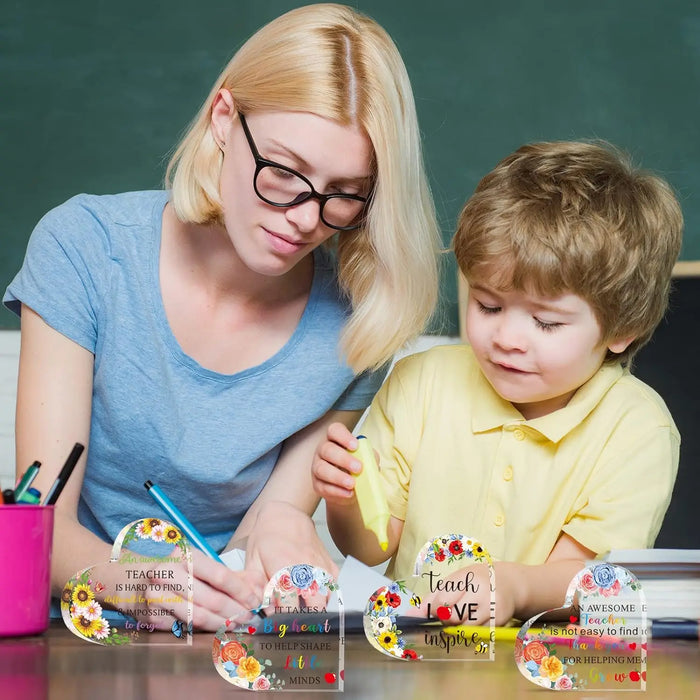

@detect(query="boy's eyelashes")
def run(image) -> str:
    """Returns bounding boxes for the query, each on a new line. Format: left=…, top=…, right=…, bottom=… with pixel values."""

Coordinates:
left=475, top=300, right=564, bottom=332
left=475, top=300, right=500, bottom=314
left=534, top=318, right=563, bottom=332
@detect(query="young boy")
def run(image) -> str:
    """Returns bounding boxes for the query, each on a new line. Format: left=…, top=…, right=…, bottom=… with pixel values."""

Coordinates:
left=312, top=141, right=683, bottom=624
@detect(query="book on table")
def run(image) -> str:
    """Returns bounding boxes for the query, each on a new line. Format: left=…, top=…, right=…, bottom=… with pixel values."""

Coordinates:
left=602, top=549, right=700, bottom=622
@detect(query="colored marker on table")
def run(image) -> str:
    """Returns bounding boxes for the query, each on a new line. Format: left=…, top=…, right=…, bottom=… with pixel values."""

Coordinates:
left=444, top=624, right=518, bottom=642
left=14, top=460, right=41, bottom=502
left=444, top=625, right=548, bottom=642
left=350, top=435, right=390, bottom=551
left=43, top=443, right=85, bottom=505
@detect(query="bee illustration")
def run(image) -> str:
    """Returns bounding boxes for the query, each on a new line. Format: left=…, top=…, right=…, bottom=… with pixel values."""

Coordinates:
left=410, top=593, right=422, bottom=607
left=474, top=640, right=489, bottom=654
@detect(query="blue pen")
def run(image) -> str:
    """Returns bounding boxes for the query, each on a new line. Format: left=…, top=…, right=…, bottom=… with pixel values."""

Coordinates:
left=144, top=480, right=224, bottom=563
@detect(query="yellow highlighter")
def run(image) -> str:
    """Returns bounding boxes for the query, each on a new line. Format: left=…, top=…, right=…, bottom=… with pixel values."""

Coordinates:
left=350, top=435, right=390, bottom=551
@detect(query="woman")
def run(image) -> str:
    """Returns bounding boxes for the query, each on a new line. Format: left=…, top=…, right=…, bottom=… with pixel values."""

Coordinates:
left=4, top=4, right=440, bottom=630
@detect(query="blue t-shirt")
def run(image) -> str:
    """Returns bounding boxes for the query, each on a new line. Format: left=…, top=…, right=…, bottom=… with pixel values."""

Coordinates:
left=4, top=191, right=384, bottom=552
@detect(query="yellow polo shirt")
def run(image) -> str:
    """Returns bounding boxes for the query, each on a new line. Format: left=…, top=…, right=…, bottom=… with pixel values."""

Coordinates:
left=360, top=345, right=679, bottom=581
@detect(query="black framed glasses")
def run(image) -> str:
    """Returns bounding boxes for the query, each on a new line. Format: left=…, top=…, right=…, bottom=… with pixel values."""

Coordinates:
left=238, top=112, right=370, bottom=231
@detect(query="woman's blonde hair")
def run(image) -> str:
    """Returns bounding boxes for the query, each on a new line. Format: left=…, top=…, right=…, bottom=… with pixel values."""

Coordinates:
left=453, top=141, right=683, bottom=365
left=166, top=4, right=440, bottom=372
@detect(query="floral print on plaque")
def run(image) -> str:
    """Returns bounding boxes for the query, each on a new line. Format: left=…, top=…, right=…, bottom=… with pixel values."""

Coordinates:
left=60, top=517, right=193, bottom=646
left=363, top=534, right=495, bottom=661
left=213, top=564, right=344, bottom=691
left=515, top=563, right=647, bottom=691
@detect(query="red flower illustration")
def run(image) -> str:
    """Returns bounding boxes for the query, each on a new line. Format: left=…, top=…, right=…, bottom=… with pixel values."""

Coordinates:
left=386, top=592, right=401, bottom=608
left=448, top=540, right=463, bottom=556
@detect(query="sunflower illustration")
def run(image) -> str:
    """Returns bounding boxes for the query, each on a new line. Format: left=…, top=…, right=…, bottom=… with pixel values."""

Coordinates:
left=377, top=631, right=398, bottom=650
left=61, top=584, right=74, bottom=604
left=72, top=614, right=101, bottom=637
left=140, top=518, right=162, bottom=536
left=372, top=593, right=388, bottom=613
left=71, top=583, right=94, bottom=606
left=164, top=526, right=181, bottom=544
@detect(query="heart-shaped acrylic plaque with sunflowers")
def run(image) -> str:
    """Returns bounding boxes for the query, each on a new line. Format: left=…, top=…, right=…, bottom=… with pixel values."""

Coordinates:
left=61, top=517, right=193, bottom=646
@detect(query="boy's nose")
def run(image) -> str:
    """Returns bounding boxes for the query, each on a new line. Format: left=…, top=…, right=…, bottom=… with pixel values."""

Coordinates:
left=493, top=319, right=528, bottom=352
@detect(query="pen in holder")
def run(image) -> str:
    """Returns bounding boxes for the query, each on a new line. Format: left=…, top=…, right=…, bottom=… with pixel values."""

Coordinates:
left=350, top=435, right=390, bottom=551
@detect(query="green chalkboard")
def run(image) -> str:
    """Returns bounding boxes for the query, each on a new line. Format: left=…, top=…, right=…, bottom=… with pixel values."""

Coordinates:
left=3, top=1, right=699, bottom=332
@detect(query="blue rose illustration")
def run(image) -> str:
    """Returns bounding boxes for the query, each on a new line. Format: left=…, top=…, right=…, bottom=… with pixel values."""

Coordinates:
left=223, top=661, right=237, bottom=678
left=290, top=564, right=315, bottom=589
left=592, top=564, right=617, bottom=589
left=525, top=660, right=540, bottom=677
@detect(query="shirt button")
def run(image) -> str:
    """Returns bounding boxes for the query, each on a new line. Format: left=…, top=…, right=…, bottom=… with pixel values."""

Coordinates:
left=503, top=466, right=513, bottom=481
left=494, top=514, right=505, bottom=526
left=513, top=429, right=525, bottom=441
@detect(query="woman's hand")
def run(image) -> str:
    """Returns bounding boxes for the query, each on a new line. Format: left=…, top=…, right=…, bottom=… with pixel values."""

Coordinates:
left=181, top=548, right=266, bottom=631
left=227, top=410, right=363, bottom=600
left=243, top=500, right=339, bottom=581
left=85, top=547, right=265, bottom=633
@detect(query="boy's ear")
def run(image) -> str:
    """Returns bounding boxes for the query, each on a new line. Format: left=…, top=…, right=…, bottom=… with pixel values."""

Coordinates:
left=607, top=336, right=635, bottom=355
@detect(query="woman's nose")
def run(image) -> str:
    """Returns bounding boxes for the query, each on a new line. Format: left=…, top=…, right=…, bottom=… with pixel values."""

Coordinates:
left=285, top=197, right=322, bottom=232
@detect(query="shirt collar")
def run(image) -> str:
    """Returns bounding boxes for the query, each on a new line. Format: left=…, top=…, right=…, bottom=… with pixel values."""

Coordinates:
left=471, top=362, right=625, bottom=443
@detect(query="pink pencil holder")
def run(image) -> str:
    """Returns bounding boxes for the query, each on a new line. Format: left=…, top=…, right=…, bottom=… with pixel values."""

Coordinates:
left=0, top=505, right=54, bottom=636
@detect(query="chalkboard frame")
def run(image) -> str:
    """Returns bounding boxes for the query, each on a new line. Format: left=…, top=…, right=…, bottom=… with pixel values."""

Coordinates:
left=2, top=1, right=699, bottom=333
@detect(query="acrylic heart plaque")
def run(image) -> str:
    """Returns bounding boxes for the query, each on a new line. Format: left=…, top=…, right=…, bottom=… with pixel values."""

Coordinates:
left=60, top=517, right=193, bottom=645
left=363, top=534, right=495, bottom=661
left=515, top=563, right=647, bottom=691
left=212, top=564, right=344, bottom=691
